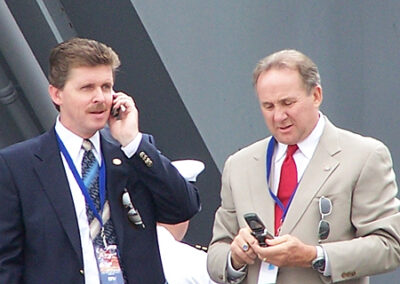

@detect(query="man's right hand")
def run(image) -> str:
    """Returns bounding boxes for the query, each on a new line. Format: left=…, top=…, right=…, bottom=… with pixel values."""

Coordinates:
left=230, top=227, right=258, bottom=269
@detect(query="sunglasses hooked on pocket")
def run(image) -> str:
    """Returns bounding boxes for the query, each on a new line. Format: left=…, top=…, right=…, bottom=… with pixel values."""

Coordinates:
left=318, top=196, right=332, bottom=242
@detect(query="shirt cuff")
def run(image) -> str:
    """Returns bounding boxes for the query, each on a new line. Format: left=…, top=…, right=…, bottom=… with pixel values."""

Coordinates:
left=226, top=251, right=247, bottom=283
left=320, top=246, right=331, bottom=276
left=121, top=132, right=143, bottom=158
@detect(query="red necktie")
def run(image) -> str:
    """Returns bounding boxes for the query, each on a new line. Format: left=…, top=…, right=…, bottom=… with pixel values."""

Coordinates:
left=275, top=144, right=298, bottom=235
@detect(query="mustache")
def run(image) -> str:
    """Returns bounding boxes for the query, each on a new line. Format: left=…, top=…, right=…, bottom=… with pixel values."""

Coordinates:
left=87, top=103, right=107, bottom=112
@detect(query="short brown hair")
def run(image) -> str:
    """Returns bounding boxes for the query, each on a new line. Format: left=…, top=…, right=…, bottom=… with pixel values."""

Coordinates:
left=48, top=37, right=120, bottom=89
left=253, top=49, right=320, bottom=94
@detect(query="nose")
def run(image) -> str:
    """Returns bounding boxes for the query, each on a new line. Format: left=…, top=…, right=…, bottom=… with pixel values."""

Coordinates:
left=92, top=87, right=106, bottom=103
left=273, top=107, right=288, bottom=122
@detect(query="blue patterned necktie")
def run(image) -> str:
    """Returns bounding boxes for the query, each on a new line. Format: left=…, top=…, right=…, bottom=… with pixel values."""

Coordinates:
left=81, top=139, right=117, bottom=247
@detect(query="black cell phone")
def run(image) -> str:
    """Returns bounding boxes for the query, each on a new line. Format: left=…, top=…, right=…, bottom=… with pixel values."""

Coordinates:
left=111, top=90, right=121, bottom=119
left=244, top=213, right=274, bottom=247
left=111, top=106, right=120, bottom=118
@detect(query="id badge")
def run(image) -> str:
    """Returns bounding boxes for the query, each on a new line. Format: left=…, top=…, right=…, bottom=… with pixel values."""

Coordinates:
left=257, top=261, right=278, bottom=284
left=95, top=244, right=125, bottom=284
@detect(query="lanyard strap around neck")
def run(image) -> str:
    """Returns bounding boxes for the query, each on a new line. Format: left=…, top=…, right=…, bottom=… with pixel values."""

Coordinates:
left=56, top=133, right=106, bottom=227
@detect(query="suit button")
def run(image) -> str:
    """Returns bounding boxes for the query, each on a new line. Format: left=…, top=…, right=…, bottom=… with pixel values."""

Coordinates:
left=218, top=275, right=223, bottom=280
left=341, top=271, right=356, bottom=278
left=79, top=269, right=84, bottom=275
left=145, top=158, right=153, bottom=167
left=112, top=158, right=122, bottom=165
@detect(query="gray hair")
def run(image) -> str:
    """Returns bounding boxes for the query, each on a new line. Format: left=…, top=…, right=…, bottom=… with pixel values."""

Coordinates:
left=252, top=49, right=320, bottom=94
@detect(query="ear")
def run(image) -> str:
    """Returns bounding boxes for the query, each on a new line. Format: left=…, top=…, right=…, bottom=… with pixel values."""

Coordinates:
left=48, top=85, right=62, bottom=106
left=312, top=85, right=323, bottom=108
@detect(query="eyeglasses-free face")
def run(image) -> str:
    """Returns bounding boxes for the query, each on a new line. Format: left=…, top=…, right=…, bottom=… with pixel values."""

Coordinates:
left=318, top=196, right=332, bottom=241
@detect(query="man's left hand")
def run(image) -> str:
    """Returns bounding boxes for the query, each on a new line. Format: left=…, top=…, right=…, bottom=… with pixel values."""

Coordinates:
left=251, top=234, right=316, bottom=267
left=108, top=91, right=139, bottom=146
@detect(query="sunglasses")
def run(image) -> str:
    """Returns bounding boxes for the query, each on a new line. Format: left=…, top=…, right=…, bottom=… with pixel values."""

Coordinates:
left=318, top=196, right=332, bottom=241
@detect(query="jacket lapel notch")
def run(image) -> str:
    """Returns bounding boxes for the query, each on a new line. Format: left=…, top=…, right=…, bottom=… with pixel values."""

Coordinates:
left=33, top=130, right=83, bottom=262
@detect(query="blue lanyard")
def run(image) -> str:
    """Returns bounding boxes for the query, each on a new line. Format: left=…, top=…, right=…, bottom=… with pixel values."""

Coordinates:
left=266, top=138, right=299, bottom=223
left=56, top=133, right=106, bottom=227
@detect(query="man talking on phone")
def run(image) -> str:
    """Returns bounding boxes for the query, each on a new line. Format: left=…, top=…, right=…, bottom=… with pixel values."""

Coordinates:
left=0, top=37, right=200, bottom=284
left=207, top=49, right=400, bottom=283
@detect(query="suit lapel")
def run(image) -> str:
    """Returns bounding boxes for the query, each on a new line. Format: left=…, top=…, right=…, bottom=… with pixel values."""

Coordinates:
left=248, top=138, right=276, bottom=233
left=101, top=137, right=129, bottom=254
left=281, top=118, right=341, bottom=234
left=32, top=129, right=82, bottom=262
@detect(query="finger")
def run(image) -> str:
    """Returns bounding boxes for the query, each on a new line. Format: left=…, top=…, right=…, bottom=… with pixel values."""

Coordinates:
left=238, top=227, right=258, bottom=245
left=241, top=242, right=249, bottom=252
left=232, top=239, right=256, bottom=261
left=237, top=241, right=258, bottom=257
left=266, top=235, right=287, bottom=246
left=239, top=226, right=253, bottom=236
left=232, top=248, right=257, bottom=266
left=112, top=91, right=133, bottom=102
left=111, top=95, right=136, bottom=117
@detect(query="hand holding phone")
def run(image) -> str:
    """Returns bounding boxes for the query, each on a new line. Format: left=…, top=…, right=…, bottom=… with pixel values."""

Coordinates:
left=108, top=90, right=139, bottom=146
left=244, top=213, right=274, bottom=247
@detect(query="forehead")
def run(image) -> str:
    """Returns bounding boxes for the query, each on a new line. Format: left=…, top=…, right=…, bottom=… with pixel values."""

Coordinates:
left=256, top=68, right=306, bottom=98
left=257, top=68, right=303, bottom=89
left=66, top=65, right=114, bottom=84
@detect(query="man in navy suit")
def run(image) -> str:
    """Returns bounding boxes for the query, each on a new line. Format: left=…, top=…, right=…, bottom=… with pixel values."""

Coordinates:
left=0, top=37, right=200, bottom=283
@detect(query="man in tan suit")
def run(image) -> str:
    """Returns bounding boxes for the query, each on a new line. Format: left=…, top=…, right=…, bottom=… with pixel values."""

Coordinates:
left=207, top=49, right=400, bottom=284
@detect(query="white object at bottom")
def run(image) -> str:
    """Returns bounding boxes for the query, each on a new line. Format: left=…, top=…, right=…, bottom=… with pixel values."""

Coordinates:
left=257, top=261, right=278, bottom=284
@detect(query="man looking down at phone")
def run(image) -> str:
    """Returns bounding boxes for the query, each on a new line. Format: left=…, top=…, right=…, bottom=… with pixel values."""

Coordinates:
left=207, top=49, right=400, bottom=283
left=0, top=37, right=200, bottom=284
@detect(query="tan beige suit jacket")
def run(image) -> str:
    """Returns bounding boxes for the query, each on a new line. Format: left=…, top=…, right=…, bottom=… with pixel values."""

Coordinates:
left=208, top=117, right=400, bottom=284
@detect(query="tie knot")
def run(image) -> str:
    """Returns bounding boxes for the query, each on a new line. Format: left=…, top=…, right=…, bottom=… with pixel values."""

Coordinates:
left=286, top=144, right=298, bottom=157
left=82, top=139, right=93, bottom=152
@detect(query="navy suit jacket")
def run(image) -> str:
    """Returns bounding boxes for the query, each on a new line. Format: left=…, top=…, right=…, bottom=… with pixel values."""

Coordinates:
left=0, top=128, right=200, bottom=284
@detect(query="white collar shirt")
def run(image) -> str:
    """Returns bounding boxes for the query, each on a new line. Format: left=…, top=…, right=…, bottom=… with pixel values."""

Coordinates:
left=55, top=118, right=101, bottom=284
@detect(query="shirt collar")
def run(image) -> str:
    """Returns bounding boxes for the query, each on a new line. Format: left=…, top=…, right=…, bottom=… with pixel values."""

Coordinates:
left=55, top=116, right=101, bottom=163
left=275, top=112, right=325, bottom=161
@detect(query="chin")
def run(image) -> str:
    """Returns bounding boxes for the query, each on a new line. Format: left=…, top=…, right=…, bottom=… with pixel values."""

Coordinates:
left=89, top=121, right=107, bottom=133
left=275, top=136, right=296, bottom=145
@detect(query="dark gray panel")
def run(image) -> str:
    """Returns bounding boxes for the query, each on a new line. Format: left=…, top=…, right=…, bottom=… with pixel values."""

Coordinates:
left=5, top=0, right=59, bottom=73
left=0, top=54, right=25, bottom=146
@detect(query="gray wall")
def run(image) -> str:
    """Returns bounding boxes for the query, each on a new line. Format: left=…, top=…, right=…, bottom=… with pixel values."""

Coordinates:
left=133, top=0, right=400, bottom=173
left=132, top=1, right=400, bottom=282
left=1, top=1, right=399, bottom=282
